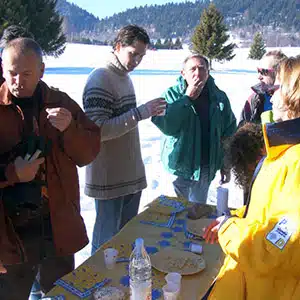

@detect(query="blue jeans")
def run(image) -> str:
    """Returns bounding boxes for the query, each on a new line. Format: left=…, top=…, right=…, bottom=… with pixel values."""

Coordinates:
left=91, top=191, right=142, bottom=255
left=173, top=167, right=210, bottom=204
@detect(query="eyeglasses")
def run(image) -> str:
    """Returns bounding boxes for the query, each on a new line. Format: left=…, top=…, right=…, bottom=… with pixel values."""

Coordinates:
left=257, top=68, right=275, bottom=76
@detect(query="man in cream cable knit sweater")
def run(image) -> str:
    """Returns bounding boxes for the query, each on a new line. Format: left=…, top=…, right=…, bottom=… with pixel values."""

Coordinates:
left=83, top=25, right=166, bottom=254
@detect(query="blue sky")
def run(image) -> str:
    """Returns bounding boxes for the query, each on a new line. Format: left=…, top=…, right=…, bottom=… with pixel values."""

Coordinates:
left=70, top=0, right=187, bottom=19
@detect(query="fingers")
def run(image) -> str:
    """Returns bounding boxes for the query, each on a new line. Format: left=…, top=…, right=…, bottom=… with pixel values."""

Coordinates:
left=192, top=78, right=204, bottom=88
left=27, top=150, right=41, bottom=162
left=152, top=99, right=167, bottom=108
left=47, top=115, right=68, bottom=122
left=0, top=266, right=7, bottom=274
left=29, top=158, right=45, bottom=175
left=30, top=157, right=45, bottom=166
left=148, top=98, right=167, bottom=116
left=203, top=221, right=217, bottom=238
left=46, top=107, right=72, bottom=132
left=204, top=229, right=218, bottom=244
left=153, top=97, right=165, bottom=102
left=47, top=119, right=63, bottom=127
left=46, top=107, right=70, bottom=116
left=203, top=220, right=220, bottom=244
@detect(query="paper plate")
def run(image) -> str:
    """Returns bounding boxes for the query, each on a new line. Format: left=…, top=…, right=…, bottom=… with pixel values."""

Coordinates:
left=151, top=248, right=206, bottom=275
left=186, top=218, right=214, bottom=237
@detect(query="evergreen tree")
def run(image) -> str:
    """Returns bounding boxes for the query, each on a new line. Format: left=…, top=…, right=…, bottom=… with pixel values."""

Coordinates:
left=0, top=0, right=66, bottom=57
left=174, top=37, right=182, bottom=49
left=191, top=3, right=235, bottom=68
left=248, top=32, right=266, bottom=60
left=163, top=38, right=170, bottom=49
left=155, top=38, right=162, bottom=49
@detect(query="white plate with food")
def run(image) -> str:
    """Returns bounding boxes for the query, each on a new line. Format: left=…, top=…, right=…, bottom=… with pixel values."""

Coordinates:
left=151, top=248, right=206, bottom=275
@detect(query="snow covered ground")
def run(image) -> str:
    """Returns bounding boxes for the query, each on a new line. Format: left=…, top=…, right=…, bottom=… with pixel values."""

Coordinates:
left=42, top=43, right=300, bottom=266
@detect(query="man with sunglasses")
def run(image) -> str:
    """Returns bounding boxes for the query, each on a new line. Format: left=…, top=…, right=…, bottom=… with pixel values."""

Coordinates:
left=238, top=50, right=286, bottom=205
left=239, top=50, right=287, bottom=127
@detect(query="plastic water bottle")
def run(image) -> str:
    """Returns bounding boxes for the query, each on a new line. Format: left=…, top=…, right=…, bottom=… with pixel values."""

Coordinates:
left=129, top=238, right=152, bottom=300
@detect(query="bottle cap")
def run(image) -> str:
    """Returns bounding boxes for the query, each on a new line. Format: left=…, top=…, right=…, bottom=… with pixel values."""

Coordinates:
left=135, top=238, right=144, bottom=248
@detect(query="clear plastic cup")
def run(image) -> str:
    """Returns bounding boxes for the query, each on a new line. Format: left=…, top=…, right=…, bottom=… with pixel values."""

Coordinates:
left=162, top=282, right=180, bottom=300
left=103, top=248, right=118, bottom=270
left=216, top=186, right=229, bottom=216
left=165, top=272, right=182, bottom=288
left=157, top=106, right=166, bottom=116
left=157, top=103, right=167, bottom=116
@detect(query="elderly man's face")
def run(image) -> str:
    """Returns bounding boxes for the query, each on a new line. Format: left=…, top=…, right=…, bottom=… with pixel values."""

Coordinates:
left=181, top=57, right=209, bottom=86
left=2, top=48, right=44, bottom=98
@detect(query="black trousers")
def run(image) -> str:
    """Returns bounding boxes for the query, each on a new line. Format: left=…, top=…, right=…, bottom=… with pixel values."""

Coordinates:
left=0, top=255, right=74, bottom=300
left=0, top=215, right=74, bottom=300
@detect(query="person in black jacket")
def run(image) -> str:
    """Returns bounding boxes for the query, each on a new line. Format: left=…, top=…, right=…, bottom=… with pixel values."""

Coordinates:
left=239, top=50, right=287, bottom=127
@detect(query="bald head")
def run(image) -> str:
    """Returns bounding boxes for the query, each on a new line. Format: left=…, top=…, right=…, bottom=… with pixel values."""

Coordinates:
left=1, top=38, right=45, bottom=98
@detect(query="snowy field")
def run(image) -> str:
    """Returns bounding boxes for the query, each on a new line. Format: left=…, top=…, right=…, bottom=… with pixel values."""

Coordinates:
left=42, top=44, right=300, bottom=266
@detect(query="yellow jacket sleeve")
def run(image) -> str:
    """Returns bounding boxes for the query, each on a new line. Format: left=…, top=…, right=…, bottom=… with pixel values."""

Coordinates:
left=218, top=161, right=300, bottom=277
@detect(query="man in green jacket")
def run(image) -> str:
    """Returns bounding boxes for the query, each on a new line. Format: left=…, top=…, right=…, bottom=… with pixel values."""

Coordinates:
left=152, top=54, right=236, bottom=213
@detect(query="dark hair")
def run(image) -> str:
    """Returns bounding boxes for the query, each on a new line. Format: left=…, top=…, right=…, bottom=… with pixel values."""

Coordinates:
left=183, top=54, right=209, bottom=70
left=0, top=25, right=34, bottom=48
left=3, top=37, right=43, bottom=62
left=225, top=123, right=264, bottom=189
left=112, top=25, right=150, bottom=50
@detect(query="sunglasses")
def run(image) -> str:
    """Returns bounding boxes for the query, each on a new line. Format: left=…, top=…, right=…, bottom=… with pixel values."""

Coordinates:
left=257, top=68, right=275, bottom=76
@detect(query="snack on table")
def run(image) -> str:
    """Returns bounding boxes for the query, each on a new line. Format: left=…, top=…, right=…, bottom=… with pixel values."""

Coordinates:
left=151, top=249, right=206, bottom=275
left=186, top=218, right=214, bottom=237
left=93, top=287, right=125, bottom=300
left=187, top=204, right=214, bottom=220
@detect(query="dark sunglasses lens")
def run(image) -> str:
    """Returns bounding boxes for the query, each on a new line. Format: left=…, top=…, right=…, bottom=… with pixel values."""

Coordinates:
left=258, top=68, right=269, bottom=76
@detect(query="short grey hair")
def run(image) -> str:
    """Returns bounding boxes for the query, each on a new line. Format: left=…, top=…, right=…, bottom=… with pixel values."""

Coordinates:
left=3, top=37, right=43, bottom=63
left=182, top=54, right=209, bottom=70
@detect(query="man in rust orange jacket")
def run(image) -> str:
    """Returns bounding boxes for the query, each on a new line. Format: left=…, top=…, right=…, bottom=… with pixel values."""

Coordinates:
left=0, top=57, right=4, bottom=86
left=0, top=37, right=100, bottom=299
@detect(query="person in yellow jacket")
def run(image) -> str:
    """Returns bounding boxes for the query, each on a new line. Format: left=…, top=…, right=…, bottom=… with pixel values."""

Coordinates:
left=202, top=55, right=300, bottom=300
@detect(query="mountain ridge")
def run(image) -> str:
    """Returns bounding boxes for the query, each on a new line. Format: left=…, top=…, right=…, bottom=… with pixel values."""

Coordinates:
left=56, top=0, right=300, bottom=46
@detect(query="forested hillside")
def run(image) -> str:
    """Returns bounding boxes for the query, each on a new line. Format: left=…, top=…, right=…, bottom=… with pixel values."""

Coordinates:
left=56, top=0, right=300, bottom=44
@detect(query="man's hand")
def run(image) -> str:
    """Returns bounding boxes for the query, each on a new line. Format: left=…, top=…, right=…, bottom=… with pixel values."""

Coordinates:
left=14, top=156, right=44, bottom=183
left=220, top=168, right=231, bottom=185
left=144, top=98, right=167, bottom=117
left=46, top=108, right=72, bottom=132
left=0, top=261, right=6, bottom=274
left=203, top=215, right=228, bottom=244
left=185, top=75, right=208, bottom=100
